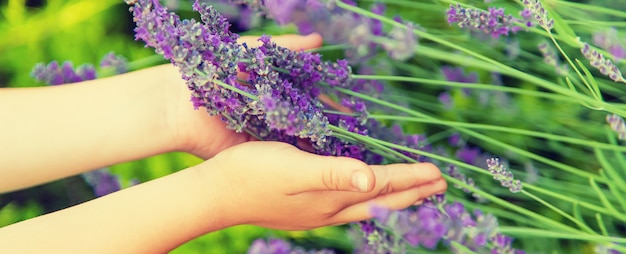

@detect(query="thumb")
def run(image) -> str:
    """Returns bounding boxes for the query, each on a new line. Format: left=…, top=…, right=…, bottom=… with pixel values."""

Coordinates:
left=295, top=153, right=375, bottom=193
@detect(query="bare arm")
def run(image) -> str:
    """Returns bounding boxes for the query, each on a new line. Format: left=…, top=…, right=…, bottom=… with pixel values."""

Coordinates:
left=0, top=160, right=232, bottom=253
left=0, top=141, right=446, bottom=253
left=0, top=65, right=185, bottom=192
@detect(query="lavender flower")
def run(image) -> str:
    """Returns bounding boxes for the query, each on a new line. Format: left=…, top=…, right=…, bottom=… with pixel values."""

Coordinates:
left=236, top=0, right=417, bottom=62
left=442, top=66, right=478, bottom=84
left=491, top=233, right=525, bottom=254
left=486, top=158, right=523, bottom=193
left=455, top=147, right=481, bottom=165
left=99, top=52, right=129, bottom=74
left=353, top=220, right=400, bottom=253
left=248, top=238, right=335, bottom=254
left=538, top=41, right=569, bottom=76
left=449, top=133, right=462, bottom=147
left=593, top=28, right=626, bottom=61
left=521, top=0, right=554, bottom=30
left=382, top=22, right=417, bottom=61
left=82, top=168, right=122, bottom=197
left=369, top=201, right=524, bottom=253
left=446, top=4, right=524, bottom=39
left=439, top=91, right=453, bottom=108
left=201, top=0, right=260, bottom=30
left=594, top=243, right=624, bottom=254
left=447, top=165, right=484, bottom=201
left=248, top=238, right=291, bottom=254
left=441, top=66, right=478, bottom=96
left=31, top=61, right=96, bottom=85
left=262, top=0, right=301, bottom=25
left=606, top=114, right=626, bottom=141
left=581, top=43, right=626, bottom=83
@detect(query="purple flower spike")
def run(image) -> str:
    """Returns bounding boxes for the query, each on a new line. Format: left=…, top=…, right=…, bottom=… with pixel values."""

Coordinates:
left=455, top=146, right=481, bottom=165
left=263, top=0, right=301, bottom=25
left=490, top=233, right=521, bottom=254
left=370, top=204, right=392, bottom=224
left=82, top=168, right=122, bottom=197
left=247, top=238, right=290, bottom=254
left=581, top=43, right=626, bottom=83
left=31, top=60, right=97, bottom=86
left=593, top=29, right=625, bottom=61
left=100, top=52, right=129, bottom=74
left=521, top=0, right=554, bottom=30
left=446, top=4, right=524, bottom=39
left=486, top=158, right=523, bottom=193
left=382, top=23, right=417, bottom=61
left=607, top=114, right=626, bottom=140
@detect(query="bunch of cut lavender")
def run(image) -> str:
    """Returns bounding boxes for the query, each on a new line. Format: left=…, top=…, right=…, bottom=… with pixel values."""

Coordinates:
left=126, top=0, right=428, bottom=164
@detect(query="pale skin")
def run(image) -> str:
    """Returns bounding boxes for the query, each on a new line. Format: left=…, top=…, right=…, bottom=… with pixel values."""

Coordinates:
left=0, top=34, right=447, bottom=253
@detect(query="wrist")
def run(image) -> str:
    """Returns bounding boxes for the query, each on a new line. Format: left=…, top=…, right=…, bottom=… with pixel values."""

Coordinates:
left=154, top=64, right=197, bottom=153
left=190, top=158, right=245, bottom=228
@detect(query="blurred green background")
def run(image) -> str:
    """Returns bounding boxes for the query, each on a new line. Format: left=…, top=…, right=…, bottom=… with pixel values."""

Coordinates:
left=0, top=0, right=349, bottom=252
left=3, top=0, right=625, bottom=253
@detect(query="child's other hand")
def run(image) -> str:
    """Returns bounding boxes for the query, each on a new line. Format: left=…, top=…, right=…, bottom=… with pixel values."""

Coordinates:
left=198, top=141, right=447, bottom=230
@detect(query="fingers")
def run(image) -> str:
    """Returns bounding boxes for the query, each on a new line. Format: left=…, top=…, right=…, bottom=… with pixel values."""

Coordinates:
left=368, top=178, right=447, bottom=210
left=317, top=162, right=445, bottom=224
left=369, top=162, right=443, bottom=195
left=294, top=158, right=442, bottom=196
left=237, top=33, right=323, bottom=51
left=293, top=153, right=376, bottom=193
left=333, top=178, right=447, bottom=223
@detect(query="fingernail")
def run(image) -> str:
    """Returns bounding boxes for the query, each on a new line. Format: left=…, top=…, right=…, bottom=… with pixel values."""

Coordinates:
left=352, top=172, right=369, bottom=192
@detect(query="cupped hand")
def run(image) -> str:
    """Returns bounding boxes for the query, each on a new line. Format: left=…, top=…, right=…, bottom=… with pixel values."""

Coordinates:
left=166, top=34, right=324, bottom=159
left=200, top=141, right=447, bottom=230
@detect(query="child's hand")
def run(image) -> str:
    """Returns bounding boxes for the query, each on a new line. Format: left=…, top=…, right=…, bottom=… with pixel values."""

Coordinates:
left=165, top=34, right=324, bottom=159
left=197, top=141, right=447, bottom=230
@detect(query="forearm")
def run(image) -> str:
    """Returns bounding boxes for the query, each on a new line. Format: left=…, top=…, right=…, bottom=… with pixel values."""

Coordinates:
left=0, top=65, right=183, bottom=192
left=0, top=162, right=233, bottom=253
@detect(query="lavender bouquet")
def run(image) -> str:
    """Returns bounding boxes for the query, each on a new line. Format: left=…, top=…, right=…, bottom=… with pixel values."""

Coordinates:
left=70, top=0, right=626, bottom=253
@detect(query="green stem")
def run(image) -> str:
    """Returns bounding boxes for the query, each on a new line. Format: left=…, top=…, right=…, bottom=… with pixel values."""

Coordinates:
left=522, top=184, right=626, bottom=221
left=555, top=0, right=626, bottom=19
left=498, top=227, right=626, bottom=245
left=589, top=177, right=620, bottom=215
left=329, top=125, right=591, bottom=235
left=595, top=145, right=626, bottom=193
left=522, top=190, right=596, bottom=234
left=334, top=1, right=626, bottom=116
left=351, top=74, right=578, bottom=103
left=547, top=30, right=602, bottom=101
left=366, top=114, right=626, bottom=152
left=333, top=86, right=604, bottom=182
